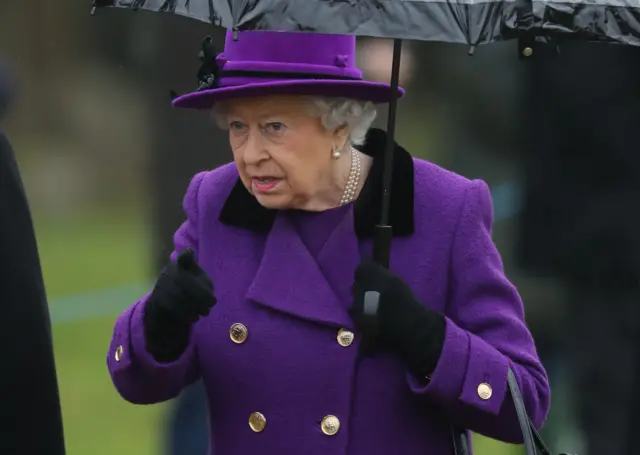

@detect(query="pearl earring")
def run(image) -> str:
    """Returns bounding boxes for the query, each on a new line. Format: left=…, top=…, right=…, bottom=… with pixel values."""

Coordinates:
left=332, top=146, right=341, bottom=159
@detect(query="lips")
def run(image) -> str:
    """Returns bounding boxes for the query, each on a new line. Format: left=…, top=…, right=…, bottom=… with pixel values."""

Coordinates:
left=252, top=176, right=282, bottom=192
left=254, top=177, right=277, bottom=183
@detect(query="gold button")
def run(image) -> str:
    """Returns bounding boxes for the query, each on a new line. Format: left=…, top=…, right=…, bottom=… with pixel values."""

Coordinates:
left=248, top=412, right=267, bottom=432
left=114, top=345, right=123, bottom=362
left=230, top=323, right=248, bottom=344
left=321, top=415, right=340, bottom=435
left=477, top=382, right=493, bottom=400
left=337, top=329, right=354, bottom=347
left=522, top=47, right=533, bottom=57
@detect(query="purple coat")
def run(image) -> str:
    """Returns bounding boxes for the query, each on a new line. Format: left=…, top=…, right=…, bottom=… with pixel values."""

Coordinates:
left=107, top=142, right=550, bottom=454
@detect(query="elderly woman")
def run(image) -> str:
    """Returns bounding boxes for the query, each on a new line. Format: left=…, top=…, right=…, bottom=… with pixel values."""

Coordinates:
left=107, top=30, right=550, bottom=455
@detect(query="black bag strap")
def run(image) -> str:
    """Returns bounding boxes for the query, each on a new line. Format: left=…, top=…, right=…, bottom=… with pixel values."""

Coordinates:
left=451, top=367, right=553, bottom=455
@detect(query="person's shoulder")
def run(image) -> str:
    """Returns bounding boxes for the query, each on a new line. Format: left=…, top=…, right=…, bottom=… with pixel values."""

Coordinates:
left=411, top=157, right=490, bottom=228
left=198, top=162, right=239, bottom=184
left=412, top=157, right=479, bottom=202
left=197, top=162, right=239, bottom=190
left=185, top=162, right=239, bottom=211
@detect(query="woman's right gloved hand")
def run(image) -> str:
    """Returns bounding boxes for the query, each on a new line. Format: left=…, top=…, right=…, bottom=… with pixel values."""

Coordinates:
left=143, top=248, right=216, bottom=363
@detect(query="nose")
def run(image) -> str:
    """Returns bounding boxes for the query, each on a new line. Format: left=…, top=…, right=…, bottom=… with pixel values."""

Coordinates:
left=242, top=128, right=269, bottom=165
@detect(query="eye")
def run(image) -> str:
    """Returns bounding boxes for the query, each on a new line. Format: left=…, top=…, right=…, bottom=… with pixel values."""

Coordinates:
left=265, top=122, right=286, bottom=133
left=229, top=120, right=246, bottom=131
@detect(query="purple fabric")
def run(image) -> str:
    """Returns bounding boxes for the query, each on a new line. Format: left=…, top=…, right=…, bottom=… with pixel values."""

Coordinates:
left=172, top=30, right=404, bottom=109
left=107, top=160, right=550, bottom=455
left=220, top=61, right=363, bottom=80
left=288, top=204, right=353, bottom=259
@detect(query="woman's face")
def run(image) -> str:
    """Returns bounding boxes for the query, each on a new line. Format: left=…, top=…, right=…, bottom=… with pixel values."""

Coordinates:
left=222, top=95, right=349, bottom=211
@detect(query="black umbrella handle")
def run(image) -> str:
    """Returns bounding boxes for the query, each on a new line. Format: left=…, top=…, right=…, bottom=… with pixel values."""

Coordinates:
left=358, top=225, right=390, bottom=354
left=359, top=290, right=382, bottom=353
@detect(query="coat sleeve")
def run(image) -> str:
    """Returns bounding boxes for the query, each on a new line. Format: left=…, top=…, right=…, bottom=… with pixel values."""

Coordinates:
left=407, top=179, right=551, bottom=443
left=106, top=171, right=208, bottom=405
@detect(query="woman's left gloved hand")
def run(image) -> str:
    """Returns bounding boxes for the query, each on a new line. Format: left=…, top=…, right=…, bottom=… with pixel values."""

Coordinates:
left=349, top=260, right=446, bottom=378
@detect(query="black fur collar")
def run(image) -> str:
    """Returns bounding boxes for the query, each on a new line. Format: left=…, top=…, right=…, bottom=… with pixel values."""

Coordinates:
left=218, top=128, right=415, bottom=238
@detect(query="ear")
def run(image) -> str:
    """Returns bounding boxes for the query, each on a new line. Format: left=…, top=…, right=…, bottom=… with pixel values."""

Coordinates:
left=332, top=124, right=350, bottom=151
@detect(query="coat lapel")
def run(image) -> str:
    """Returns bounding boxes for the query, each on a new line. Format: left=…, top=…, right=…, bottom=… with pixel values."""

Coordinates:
left=316, top=206, right=362, bottom=315
left=246, top=212, right=353, bottom=328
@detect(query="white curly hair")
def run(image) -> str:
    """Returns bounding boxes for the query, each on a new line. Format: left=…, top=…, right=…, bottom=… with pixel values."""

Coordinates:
left=211, top=96, right=377, bottom=147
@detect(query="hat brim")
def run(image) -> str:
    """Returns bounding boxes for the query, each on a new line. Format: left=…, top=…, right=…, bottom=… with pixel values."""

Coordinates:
left=172, top=79, right=404, bottom=109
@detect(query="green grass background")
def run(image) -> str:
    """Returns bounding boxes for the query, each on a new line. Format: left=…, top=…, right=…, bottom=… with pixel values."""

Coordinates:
left=38, top=210, right=521, bottom=455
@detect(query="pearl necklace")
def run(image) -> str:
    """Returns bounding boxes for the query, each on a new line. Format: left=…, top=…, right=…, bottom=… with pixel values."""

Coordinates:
left=339, top=148, right=362, bottom=206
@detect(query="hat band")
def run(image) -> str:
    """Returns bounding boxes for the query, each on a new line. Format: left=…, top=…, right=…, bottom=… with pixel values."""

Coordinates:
left=219, top=69, right=361, bottom=81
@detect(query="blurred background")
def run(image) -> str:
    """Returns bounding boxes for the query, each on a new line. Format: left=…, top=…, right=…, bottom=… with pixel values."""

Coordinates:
left=3, top=1, right=640, bottom=455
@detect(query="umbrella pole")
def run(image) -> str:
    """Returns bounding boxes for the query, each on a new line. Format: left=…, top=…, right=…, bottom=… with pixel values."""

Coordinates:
left=363, top=39, right=402, bottom=349
left=372, top=38, right=402, bottom=269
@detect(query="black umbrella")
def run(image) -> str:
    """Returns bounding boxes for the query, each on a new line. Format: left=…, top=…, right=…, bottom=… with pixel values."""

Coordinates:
left=91, top=0, right=640, bottom=45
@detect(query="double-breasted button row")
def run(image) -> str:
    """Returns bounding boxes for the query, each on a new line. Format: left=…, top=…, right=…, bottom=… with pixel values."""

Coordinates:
left=229, top=323, right=353, bottom=348
left=225, top=325, right=350, bottom=436
left=247, top=412, right=341, bottom=435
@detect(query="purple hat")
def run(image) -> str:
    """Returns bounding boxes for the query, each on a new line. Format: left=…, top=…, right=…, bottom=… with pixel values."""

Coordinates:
left=172, top=30, right=404, bottom=109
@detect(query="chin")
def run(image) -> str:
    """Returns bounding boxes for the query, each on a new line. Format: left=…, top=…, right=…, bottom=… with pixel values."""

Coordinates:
left=253, top=194, right=291, bottom=210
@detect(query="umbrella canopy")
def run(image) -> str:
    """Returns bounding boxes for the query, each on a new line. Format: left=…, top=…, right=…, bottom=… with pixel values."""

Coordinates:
left=92, top=0, right=640, bottom=46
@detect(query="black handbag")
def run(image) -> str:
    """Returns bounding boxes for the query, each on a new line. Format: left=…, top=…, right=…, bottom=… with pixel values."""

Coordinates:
left=451, top=368, right=576, bottom=455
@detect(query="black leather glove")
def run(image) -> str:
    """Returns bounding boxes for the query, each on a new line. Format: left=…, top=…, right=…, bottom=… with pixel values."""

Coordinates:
left=349, top=260, right=446, bottom=378
left=143, top=248, right=216, bottom=363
